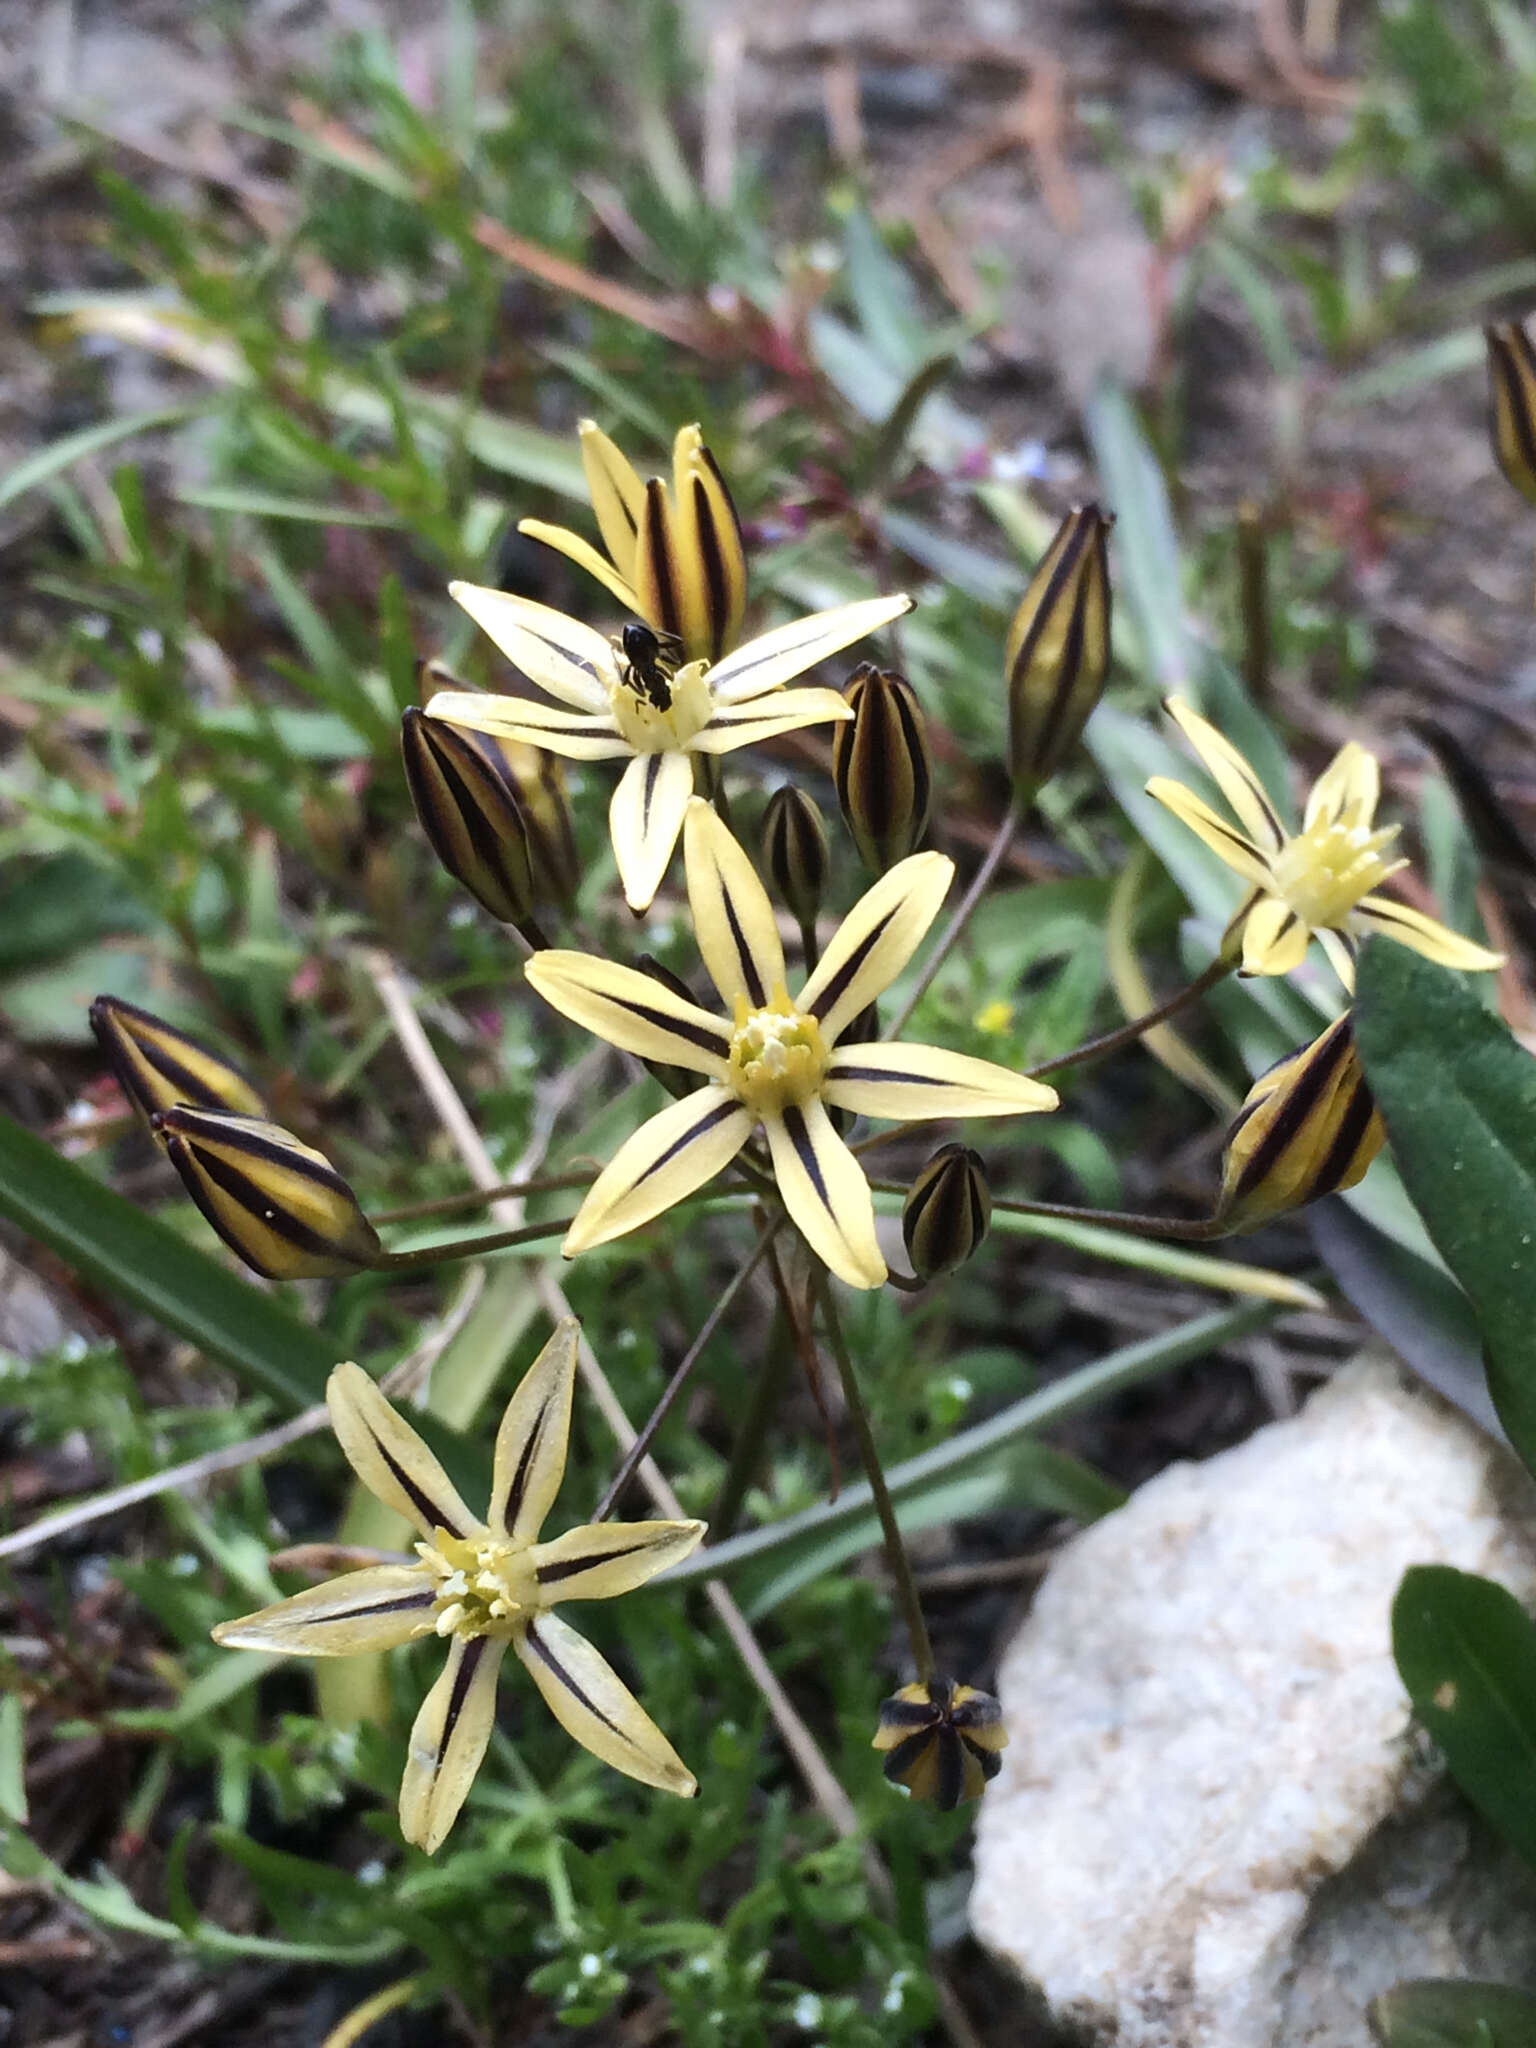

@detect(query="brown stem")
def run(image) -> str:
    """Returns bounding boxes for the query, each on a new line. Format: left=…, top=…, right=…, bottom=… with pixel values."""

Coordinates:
left=375, top=1214, right=578, bottom=1271
left=884, top=808, right=1020, bottom=1039
left=371, top=1167, right=596, bottom=1226
left=871, top=1178, right=1223, bottom=1243
left=1027, top=954, right=1234, bottom=1080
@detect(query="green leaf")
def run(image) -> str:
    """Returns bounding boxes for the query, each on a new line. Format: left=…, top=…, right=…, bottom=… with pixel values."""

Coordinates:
left=1391, top=1565, right=1536, bottom=1871
left=0, top=402, right=210, bottom=513
left=1371, top=1980, right=1536, bottom=2048
left=1354, top=942, right=1536, bottom=1471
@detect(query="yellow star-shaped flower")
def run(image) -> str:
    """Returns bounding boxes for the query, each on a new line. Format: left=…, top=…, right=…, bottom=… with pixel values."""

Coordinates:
left=1146, top=697, right=1504, bottom=987
left=212, top=1321, right=703, bottom=1852
left=526, top=800, right=1057, bottom=1290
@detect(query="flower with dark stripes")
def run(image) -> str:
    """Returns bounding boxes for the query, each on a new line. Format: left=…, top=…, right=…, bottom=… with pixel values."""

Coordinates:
left=212, top=1320, right=704, bottom=1852
left=526, top=800, right=1056, bottom=1290
left=1005, top=503, right=1113, bottom=804
left=1487, top=321, right=1536, bottom=507
left=872, top=1677, right=1007, bottom=1809
left=90, top=993, right=266, bottom=1126
left=1146, top=697, right=1503, bottom=986
left=153, top=1106, right=383, bottom=1280
left=1215, top=1013, right=1385, bottom=1233
left=833, top=663, right=932, bottom=872
left=902, top=1144, right=991, bottom=1280
left=520, top=420, right=749, bottom=666
left=425, top=584, right=911, bottom=911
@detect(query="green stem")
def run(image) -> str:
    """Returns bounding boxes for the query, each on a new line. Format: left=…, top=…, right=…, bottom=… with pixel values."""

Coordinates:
left=870, top=1179, right=1223, bottom=1244
left=592, top=1215, right=780, bottom=1521
left=375, top=1214, right=577, bottom=1271
left=817, top=1277, right=935, bottom=1683
left=371, top=1167, right=595, bottom=1226
left=884, top=808, right=1020, bottom=1039
left=1027, top=955, right=1235, bottom=1080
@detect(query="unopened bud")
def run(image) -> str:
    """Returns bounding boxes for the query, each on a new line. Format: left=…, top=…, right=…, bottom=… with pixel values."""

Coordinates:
left=1487, top=321, right=1536, bottom=506
left=90, top=995, right=266, bottom=1127
left=902, top=1144, right=992, bottom=1280
left=633, top=425, right=749, bottom=666
left=1005, top=504, right=1113, bottom=803
left=833, top=663, right=932, bottom=872
left=1215, top=1013, right=1384, bottom=1234
left=761, top=785, right=829, bottom=929
left=153, top=1106, right=383, bottom=1279
left=872, top=1676, right=1007, bottom=1809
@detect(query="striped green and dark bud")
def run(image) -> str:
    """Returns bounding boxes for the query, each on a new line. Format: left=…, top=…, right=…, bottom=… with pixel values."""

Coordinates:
left=634, top=426, right=749, bottom=666
left=153, top=1106, right=383, bottom=1280
left=1487, top=320, right=1536, bottom=507
left=1215, top=1013, right=1385, bottom=1234
left=761, top=784, right=830, bottom=929
left=1005, top=503, right=1113, bottom=803
left=902, top=1143, right=991, bottom=1280
left=90, top=994, right=266, bottom=1126
left=832, top=663, right=932, bottom=872
left=402, top=705, right=574, bottom=943
left=872, top=1676, right=1007, bottom=1809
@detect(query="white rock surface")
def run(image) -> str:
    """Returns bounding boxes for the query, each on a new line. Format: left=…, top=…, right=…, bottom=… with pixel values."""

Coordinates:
left=970, top=1357, right=1536, bottom=2048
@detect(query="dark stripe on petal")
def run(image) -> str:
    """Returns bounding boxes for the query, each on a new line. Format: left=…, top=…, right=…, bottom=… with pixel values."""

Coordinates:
left=878, top=1699, right=940, bottom=1731
left=537, top=1542, right=651, bottom=1587
left=642, top=482, right=682, bottom=638
left=632, top=1096, right=743, bottom=1191
left=1311, top=1067, right=1378, bottom=1199
left=829, top=1064, right=956, bottom=1088
left=722, top=887, right=767, bottom=1007
left=961, top=1735, right=1005, bottom=1785
left=1230, top=1017, right=1351, bottom=1203
left=435, top=1636, right=487, bottom=1762
left=527, top=626, right=606, bottom=687
left=804, top=906, right=897, bottom=1024
left=522, top=1616, right=628, bottom=1742
left=501, top=1399, right=551, bottom=1534
left=323, top=1589, right=437, bottom=1624
left=933, top=1728, right=966, bottom=1812
left=606, top=995, right=728, bottom=1059
left=642, top=751, right=662, bottom=833
left=780, top=1102, right=829, bottom=1206
left=691, top=474, right=729, bottom=665
left=881, top=1728, right=935, bottom=1789
left=162, top=1136, right=351, bottom=1274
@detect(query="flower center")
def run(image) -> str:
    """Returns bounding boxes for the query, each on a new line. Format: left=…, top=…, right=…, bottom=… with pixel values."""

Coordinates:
left=608, top=638, right=715, bottom=754
left=1271, top=820, right=1404, bottom=928
left=417, top=1531, right=538, bottom=1640
left=727, top=992, right=828, bottom=1116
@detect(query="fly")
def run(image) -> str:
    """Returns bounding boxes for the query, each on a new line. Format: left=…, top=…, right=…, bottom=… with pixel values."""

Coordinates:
left=619, top=622, right=683, bottom=712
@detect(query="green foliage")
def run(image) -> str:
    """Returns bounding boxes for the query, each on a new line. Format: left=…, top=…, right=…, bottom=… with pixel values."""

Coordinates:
left=1371, top=1979, right=1536, bottom=2048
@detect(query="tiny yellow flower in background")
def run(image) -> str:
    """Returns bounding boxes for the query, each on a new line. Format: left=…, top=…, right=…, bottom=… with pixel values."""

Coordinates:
left=1215, top=1012, right=1385, bottom=1233
left=1146, top=697, right=1504, bottom=987
left=872, top=1676, right=1007, bottom=1809
left=212, top=1320, right=704, bottom=1852
left=526, top=800, right=1056, bottom=1290
left=973, top=1000, right=1013, bottom=1036
left=521, top=420, right=748, bottom=665
left=426, top=586, right=912, bottom=912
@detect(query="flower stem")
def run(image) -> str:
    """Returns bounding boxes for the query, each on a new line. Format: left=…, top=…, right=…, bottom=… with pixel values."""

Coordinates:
left=816, top=1277, right=935, bottom=1685
left=870, top=1178, right=1223, bottom=1243
left=371, top=1167, right=596, bottom=1226
left=1026, top=954, right=1235, bottom=1079
left=592, top=1214, right=780, bottom=1521
left=375, top=1214, right=578, bottom=1271
left=884, top=808, right=1020, bottom=1039
left=798, top=915, right=821, bottom=975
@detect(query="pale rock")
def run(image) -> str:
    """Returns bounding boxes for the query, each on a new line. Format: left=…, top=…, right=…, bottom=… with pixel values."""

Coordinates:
left=970, top=1357, right=1536, bottom=2048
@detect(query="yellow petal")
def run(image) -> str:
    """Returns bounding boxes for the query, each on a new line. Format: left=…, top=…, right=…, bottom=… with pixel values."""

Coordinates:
left=762, top=1098, right=886, bottom=1289
left=1144, top=777, right=1275, bottom=889
left=822, top=1041, right=1059, bottom=1121
left=1303, top=740, right=1380, bottom=832
left=489, top=1318, right=579, bottom=1543
left=517, top=517, right=643, bottom=615
left=447, top=583, right=617, bottom=713
left=689, top=687, right=854, bottom=755
left=797, top=851, right=953, bottom=1045
left=530, top=1517, right=705, bottom=1603
left=1350, top=896, right=1506, bottom=972
left=1216, top=1013, right=1385, bottom=1232
left=706, top=594, right=914, bottom=707
left=579, top=418, right=647, bottom=576
left=398, top=1634, right=508, bottom=1853
left=682, top=797, right=786, bottom=1009
left=211, top=1565, right=436, bottom=1656
left=525, top=950, right=731, bottom=1077
left=562, top=1085, right=752, bottom=1256
left=673, top=427, right=747, bottom=660
left=514, top=1610, right=696, bottom=1795
left=1238, top=894, right=1311, bottom=977
left=1317, top=927, right=1358, bottom=992
left=634, top=476, right=693, bottom=651
left=425, top=688, right=628, bottom=761
left=609, top=748, right=696, bottom=912
left=326, top=1361, right=481, bottom=1541
left=1163, top=697, right=1288, bottom=854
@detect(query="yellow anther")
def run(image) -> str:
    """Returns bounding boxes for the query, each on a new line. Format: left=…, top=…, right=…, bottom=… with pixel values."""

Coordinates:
left=727, top=997, right=829, bottom=1115
left=1272, top=821, right=1405, bottom=928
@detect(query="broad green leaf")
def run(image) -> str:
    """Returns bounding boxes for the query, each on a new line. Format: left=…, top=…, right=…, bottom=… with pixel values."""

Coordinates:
left=1371, top=1979, right=1536, bottom=2048
left=1354, top=943, right=1536, bottom=1471
left=1392, top=1565, right=1536, bottom=1871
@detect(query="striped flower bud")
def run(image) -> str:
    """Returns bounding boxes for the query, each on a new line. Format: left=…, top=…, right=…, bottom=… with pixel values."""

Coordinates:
left=90, top=995, right=266, bottom=1127
left=401, top=707, right=572, bottom=943
left=832, top=663, right=932, bottom=873
left=1215, top=1013, right=1385, bottom=1234
left=1486, top=321, right=1536, bottom=507
left=153, top=1106, right=383, bottom=1280
left=872, top=1676, right=1007, bottom=1810
left=761, top=784, right=830, bottom=929
left=1005, top=504, right=1113, bottom=804
left=902, top=1144, right=991, bottom=1280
